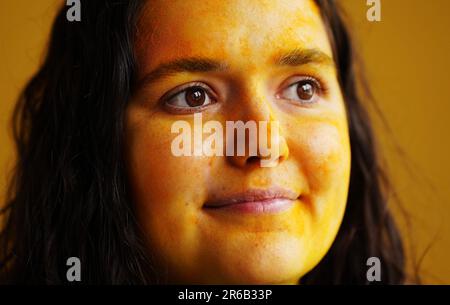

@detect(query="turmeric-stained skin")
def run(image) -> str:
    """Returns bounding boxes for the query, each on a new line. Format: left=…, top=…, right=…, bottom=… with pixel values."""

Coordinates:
left=125, top=0, right=351, bottom=284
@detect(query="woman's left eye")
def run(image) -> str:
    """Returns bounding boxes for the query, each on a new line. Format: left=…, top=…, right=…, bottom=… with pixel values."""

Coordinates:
left=278, top=77, right=322, bottom=105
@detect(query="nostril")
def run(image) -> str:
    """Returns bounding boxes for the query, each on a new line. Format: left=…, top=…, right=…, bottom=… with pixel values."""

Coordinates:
left=246, top=156, right=260, bottom=165
left=246, top=155, right=286, bottom=166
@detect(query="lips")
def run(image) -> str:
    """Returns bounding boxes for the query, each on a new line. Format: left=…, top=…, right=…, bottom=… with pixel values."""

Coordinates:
left=203, top=187, right=299, bottom=214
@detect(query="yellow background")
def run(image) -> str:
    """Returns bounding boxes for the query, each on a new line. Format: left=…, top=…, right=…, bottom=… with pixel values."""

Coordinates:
left=1, top=0, right=449, bottom=283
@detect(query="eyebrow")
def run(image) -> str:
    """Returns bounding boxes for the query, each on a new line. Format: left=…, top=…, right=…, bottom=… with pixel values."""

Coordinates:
left=136, top=48, right=334, bottom=89
left=136, top=58, right=228, bottom=90
left=274, top=48, right=334, bottom=67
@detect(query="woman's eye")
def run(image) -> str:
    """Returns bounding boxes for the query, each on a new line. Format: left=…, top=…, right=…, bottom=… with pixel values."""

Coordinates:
left=164, top=85, right=216, bottom=111
left=278, top=77, right=322, bottom=105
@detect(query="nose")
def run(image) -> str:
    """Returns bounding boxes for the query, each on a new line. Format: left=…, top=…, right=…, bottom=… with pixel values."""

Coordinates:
left=226, top=86, right=289, bottom=169
left=227, top=130, right=289, bottom=168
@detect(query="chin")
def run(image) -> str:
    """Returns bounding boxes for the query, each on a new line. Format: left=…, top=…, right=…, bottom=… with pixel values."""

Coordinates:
left=218, top=260, right=305, bottom=285
left=211, top=240, right=308, bottom=285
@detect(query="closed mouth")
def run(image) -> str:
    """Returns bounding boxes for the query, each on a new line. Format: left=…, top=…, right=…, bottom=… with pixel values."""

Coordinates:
left=203, top=187, right=299, bottom=213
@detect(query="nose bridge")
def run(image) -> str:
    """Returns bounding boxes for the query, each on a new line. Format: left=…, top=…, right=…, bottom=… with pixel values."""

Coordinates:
left=225, top=75, right=289, bottom=169
left=231, top=74, right=273, bottom=122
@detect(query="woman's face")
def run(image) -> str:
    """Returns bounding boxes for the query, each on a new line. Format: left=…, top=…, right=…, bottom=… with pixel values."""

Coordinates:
left=125, top=0, right=351, bottom=284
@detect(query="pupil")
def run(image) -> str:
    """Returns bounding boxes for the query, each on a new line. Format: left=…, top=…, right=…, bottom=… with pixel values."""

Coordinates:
left=297, top=82, right=315, bottom=100
left=186, top=87, right=206, bottom=107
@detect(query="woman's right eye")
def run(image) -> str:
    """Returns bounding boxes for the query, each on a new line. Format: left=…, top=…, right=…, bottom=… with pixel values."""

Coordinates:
left=163, top=84, right=216, bottom=112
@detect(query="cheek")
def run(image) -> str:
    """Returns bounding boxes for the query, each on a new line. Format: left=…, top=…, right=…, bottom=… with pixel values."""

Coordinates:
left=125, top=113, right=213, bottom=271
left=304, top=125, right=349, bottom=189
left=289, top=123, right=351, bottom=217
left=127, top=116, right=208, bottom=209
left=286, top=121, right=351, bottom=266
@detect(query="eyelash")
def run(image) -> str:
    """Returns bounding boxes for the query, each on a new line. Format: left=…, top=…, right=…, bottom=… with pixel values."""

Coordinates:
left=301, top=76, right=327, bottom=94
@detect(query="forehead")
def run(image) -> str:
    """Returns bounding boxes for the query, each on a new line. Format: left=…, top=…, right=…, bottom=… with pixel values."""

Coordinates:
left=136, top=0, right=332, bottom=72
